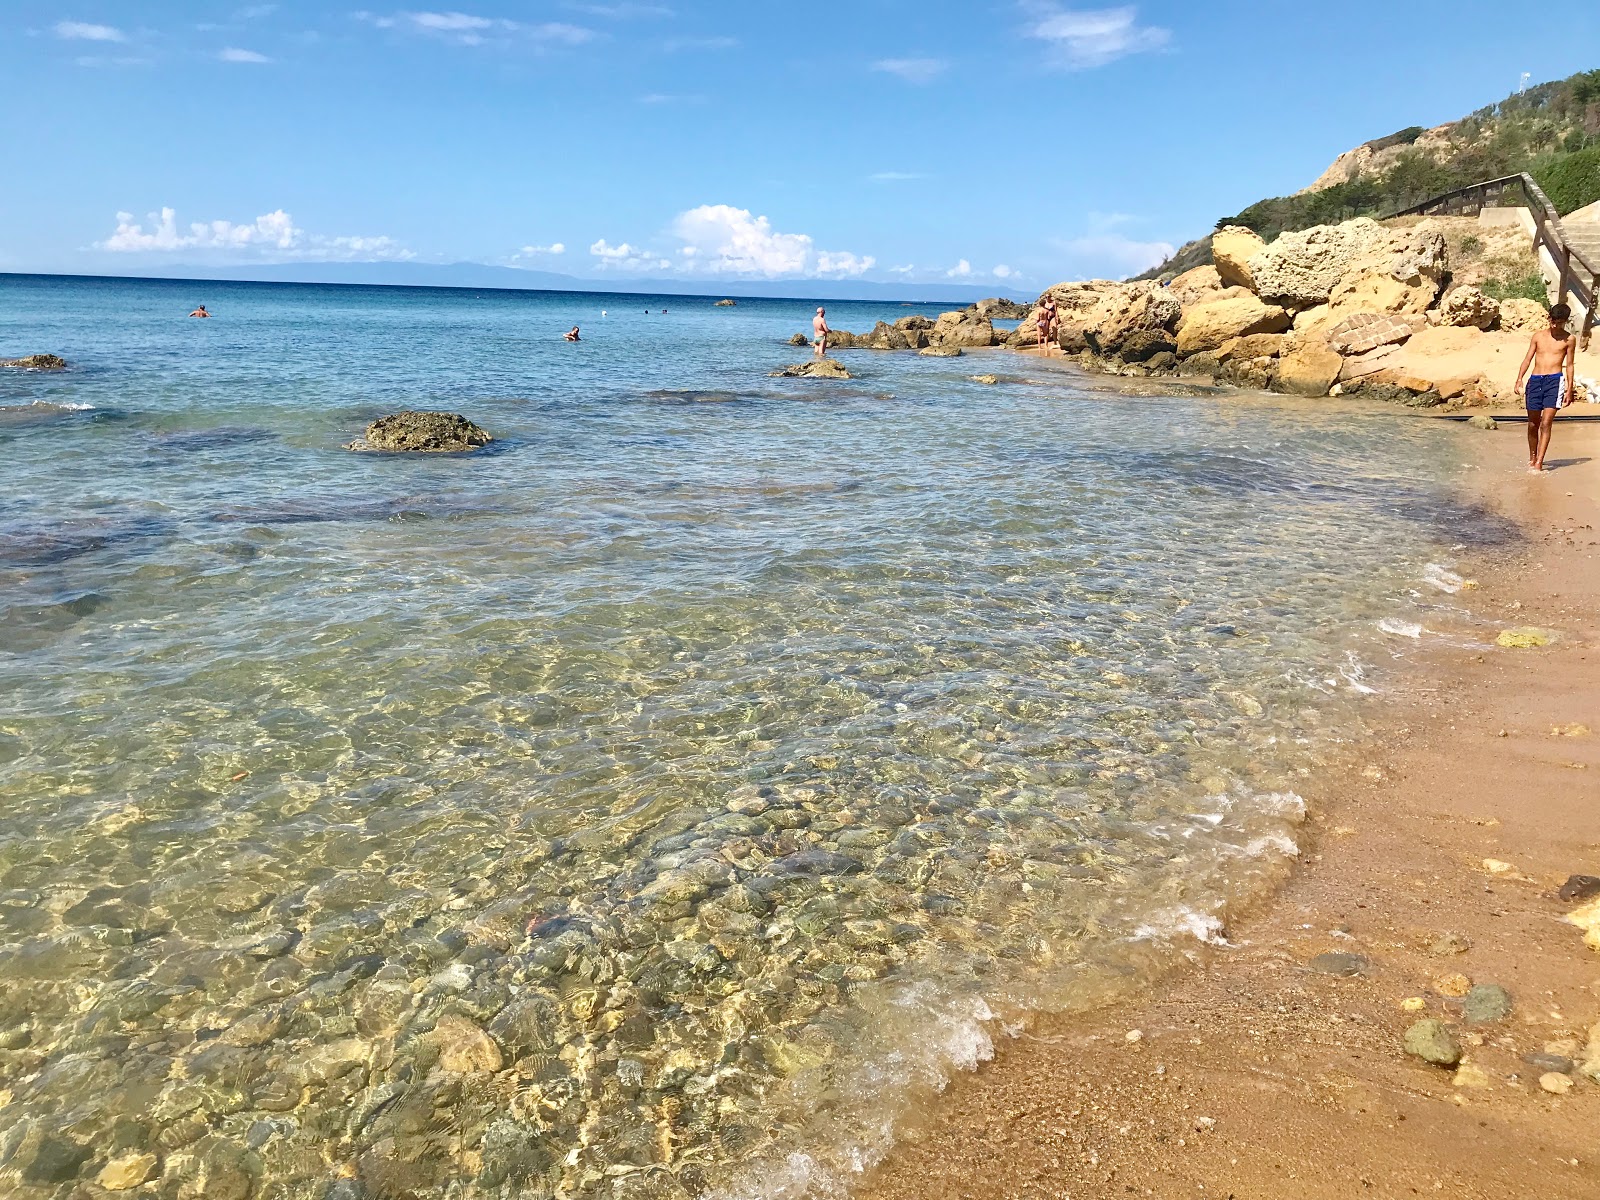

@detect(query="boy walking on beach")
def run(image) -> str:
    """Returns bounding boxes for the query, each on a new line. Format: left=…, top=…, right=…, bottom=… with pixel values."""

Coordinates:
left=1515, top=303, right=1577, bottom=473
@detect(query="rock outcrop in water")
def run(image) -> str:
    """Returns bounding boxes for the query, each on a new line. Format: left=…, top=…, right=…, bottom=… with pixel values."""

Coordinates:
left=772, top=359, right=852, bottom=379
left=2, top=354, right=68, bottom=371
left=348, top=411, right=493, bottom=453
left=714, top=299, right=737, bottom=307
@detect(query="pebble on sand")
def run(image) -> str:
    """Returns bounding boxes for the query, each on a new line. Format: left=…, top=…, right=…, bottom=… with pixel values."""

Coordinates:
left=97, top=1153, right=158, bottom=1191
left=1309, top=951, right=1369, bottom=977
left=1403, top=1018, right=1462, bottom=1067
left=1539, top=1072, right=1575, bottom=1095
left=1461, top=983, right=1513, bottom=1026
left=1452, top=1062, right=1492, bottom=1089
left=1400, top=997, right=1427, bottom=1013
left=1495, top=628, right=1551, bottom=649
left=1433, top=972, right=1472, bottom=998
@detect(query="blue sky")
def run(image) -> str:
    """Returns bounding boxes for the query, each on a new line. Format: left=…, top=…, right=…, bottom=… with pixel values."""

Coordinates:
left=4, top=2, right=1597, bottom=289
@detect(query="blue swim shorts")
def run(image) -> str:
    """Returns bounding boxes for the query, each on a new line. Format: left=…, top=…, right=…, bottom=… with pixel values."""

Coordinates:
left=1526, top=373, right=1564, bottom=412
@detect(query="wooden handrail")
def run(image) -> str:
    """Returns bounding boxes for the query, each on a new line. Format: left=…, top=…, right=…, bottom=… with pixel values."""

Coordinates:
left=1387, top=172, right=1596, bottom=349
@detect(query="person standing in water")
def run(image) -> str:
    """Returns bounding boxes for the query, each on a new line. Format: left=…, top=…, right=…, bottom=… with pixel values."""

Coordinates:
left=1514, top=302, right=1577, bottom=473
left=1036, top=295, right=1058, bottom=357
left=189, top=304, right=210, bottom=318
left=812, top=307, right=831, bottom=358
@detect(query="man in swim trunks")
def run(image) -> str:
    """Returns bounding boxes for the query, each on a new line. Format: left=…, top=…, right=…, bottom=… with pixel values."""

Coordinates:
left=812, top=307, right=830, bottom=358
left=1514, top=302, right=1577, bottom=473
left=189, top=305, right=210, bottom=318
left=564, top=326, right=581, bottom=342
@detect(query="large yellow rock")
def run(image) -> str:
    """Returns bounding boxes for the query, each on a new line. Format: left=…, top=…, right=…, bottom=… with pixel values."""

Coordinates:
left=1276, top=343, right=1344, bottom=397
left=1176, top=295, right=1291, bottom=356
left=1212, top=226, right=1265, bottom=291
left=1499, top=298, right=1549, bottom=333
left=1330, top=270, right=1440, bottom=316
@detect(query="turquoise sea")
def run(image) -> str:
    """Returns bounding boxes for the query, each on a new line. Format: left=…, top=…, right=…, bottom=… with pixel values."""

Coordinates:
left=0, top=273, right=1489, bottom=1199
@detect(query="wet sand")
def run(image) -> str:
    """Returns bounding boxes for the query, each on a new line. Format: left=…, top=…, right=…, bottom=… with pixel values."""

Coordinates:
left=861, top=414, right=1600, bottom=1200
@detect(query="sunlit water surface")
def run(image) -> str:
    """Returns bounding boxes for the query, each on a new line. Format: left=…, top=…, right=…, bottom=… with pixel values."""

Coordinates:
left=0, top=275, right=1488, bottom=1199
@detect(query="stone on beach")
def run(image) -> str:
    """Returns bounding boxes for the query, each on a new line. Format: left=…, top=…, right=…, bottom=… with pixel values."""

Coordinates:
left=1498, top=297, right=1549, bottom=333
left=1275, top=343, right=1344, bottom=397
left=1496, top=628, right=1551, bottom=649
left=1403, top=1018, right=1462, bottom=1066
left=1248, top=218, right=1392, bottom=308
left=1460, top=983, right=1513, bottom=1025
left=773, top=358, right=852, bottom=379
left=98, top=1152, right=158, bottom=1191
left=1565, top=896, right=1600, bottom=952
left=919, top=346, right=963, bottom=357
left=1309, top=951, right=1369, bottom=977
left=349, top=411, right=493, bottom=453
left=1440, top=285, right=1501, bottom=331
left=1, top=353, right=69, bottom=370
left=1175, top=296, right=1291, bottom=356
left=788, top=333, right=810, bottom=346
left=1557, top=875, right=1600, bottom=903
left=1327, top=312, right=1414, bottom=356
left=427, top=1015, right=503, bottom=1073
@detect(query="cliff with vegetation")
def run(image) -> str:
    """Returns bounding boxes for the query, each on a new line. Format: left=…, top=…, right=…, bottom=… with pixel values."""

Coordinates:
left=1144, top=69, right=1600, bottom=280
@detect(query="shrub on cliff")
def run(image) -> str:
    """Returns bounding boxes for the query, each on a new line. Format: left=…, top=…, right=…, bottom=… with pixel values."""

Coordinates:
left=1534, top=146, right=1600, bottom=214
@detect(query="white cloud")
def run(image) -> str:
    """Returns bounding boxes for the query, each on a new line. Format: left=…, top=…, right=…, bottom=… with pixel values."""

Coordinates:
left=888, top=264, right=916, bottom=274
left=669, top=205, right=874, bottom=278
left=529, top=23, right=595, bottom=44
left=219, top=47, right=272, bottom=62
left=1022, top=3, right=1170, bottom=69
left=869, top=171, right=928, bottom=183
left=520, top=242, right=565, bottom=255
left=993, top=264, right=1016, bottom=279
left=235, top=4, right=280, bottom=18
left=55, top=20, right=125, bottom=42
left=569, top=2, right=673, bottom=16
left=946, top=259, right=973, bottom=278
left=408, top=11, right=495, bottom=32
left=872, top=57, right=947, bottom=84
left=96, top=207, right=413, bottom=261
left=368, top=11, right=594, bottom=46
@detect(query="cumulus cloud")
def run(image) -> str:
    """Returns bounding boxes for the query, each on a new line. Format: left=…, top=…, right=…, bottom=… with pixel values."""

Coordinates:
left=589, top=239, right=671, bottom=270
left=96, top=207, right=413, bottom=261
left=872, top=57, right=947, bottom=84
left=219, top=47, right=272, bottom=62
left=670, top=205, right=874, bottom=277
left=946, top=259, right=973, bottom=278
left=993, top=264, right=1016, bottom=279
left=1022, top=3, right=1169, bottom=69
left=519, top=242, right=565, bottom=255
left=55, top=20, right=125, bottom=41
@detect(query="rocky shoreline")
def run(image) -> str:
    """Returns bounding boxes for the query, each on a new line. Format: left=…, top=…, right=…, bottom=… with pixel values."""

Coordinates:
left=815, top=215, right=1593, bottom=411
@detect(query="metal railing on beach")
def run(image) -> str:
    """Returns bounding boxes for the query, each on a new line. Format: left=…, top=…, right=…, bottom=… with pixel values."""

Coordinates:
left=1389, top=173, right=1598, bottom=350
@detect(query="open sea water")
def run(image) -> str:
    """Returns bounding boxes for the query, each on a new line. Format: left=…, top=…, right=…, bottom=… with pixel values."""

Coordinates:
left=0, top=273, right=1488, bottom=1199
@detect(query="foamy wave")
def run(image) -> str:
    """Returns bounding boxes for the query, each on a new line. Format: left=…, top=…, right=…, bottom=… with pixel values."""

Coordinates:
left=1132, top=907, right=1229, bottom=945
left=1378, top=617, right=1423, bottom=638
left=0, top=399, right=95, bottom=413
left=1422, top=563, right=1466, bottom=593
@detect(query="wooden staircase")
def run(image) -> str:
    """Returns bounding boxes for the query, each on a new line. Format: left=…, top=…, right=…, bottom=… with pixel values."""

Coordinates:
left=1390, top=174, right=1597, bottom=349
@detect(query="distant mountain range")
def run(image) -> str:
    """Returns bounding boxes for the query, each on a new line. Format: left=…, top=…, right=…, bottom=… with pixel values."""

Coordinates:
left=34, top=259, right=1032, bottom=304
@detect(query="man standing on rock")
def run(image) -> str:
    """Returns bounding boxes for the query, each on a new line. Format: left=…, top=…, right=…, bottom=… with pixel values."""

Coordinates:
left=812, top=307, right=830, bottom=358
left=1515, top=302, right=1578, bottom=473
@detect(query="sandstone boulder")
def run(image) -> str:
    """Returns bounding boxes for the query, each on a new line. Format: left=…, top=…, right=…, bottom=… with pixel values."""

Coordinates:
left=1084, top=284, right=1183, bottom=357
left=1327, top=312, right=1415, bottom=355
left=1498, top=298, right=1549, bottom=333
left=714, top=299, right=737, bottom=307
left=1212, top=226, right=1266, bottom=291
left=969, top=297, right=1031, bottom=319
left=1248, top=218, right=1390, bottom=308
left=1176, top=296, right=1292, bottom=356
left=1275, top=343, right=1344, bottom=397
left=788, top=333, right=810, bottom=346
left=919, top=346, right=962, bottom=357
left=2, top=354, right=68, bottom=371
left=821, top=328, right=867, bottom=348
left=1167, top=265, right=1223, bottom=306
left=863, top=320, right=911, bottom=350
left=1328, top=271, right=1439, bottom=316
left=1217, top=333, right=1289, bottom=362
left=1338, top=344, right=1406, bottom=381
left=1118, top=330, right=1179, bottom=362
left=350, top=411, right=493, bottom=453
left=1439, top=286, right=1501, bottom=330
left=773, top=358, right=852, bottom=379
left=894, top=314, right=934, bottom=331
left=931, top=311, right=998, bottom=348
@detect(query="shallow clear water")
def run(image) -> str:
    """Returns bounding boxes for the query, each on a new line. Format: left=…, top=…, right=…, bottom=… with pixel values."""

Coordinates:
left=1, top=274, right=1484, bottom=1199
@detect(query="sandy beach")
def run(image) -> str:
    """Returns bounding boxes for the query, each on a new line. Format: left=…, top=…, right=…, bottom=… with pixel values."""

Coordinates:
left=862, top=409, right=1600, bottom=1200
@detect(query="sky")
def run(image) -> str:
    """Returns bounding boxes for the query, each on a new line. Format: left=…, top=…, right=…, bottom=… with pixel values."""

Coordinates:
left=3, top=1, right=1598, bottom=291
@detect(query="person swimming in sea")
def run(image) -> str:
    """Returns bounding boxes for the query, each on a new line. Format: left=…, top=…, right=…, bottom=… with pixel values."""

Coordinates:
left=564, top=326, right=581, bottom=342
left=1514, top=302, right=1577, bottom=473
left=189, top=305, right=210, bottom=318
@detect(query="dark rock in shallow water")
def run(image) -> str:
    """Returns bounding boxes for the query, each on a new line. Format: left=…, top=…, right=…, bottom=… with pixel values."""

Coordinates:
left=1, top=354, right=68, bottom=371
left=788, top=333, right=810, bottom=346
left=348, top=411, right=492, bottom=453
left=1309, top=951, right=1369, bottom=978
left=771, top=359, right=851, bottom=380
